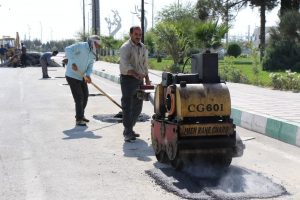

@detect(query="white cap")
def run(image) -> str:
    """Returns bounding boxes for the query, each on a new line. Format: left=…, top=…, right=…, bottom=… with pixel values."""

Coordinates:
left=89, top=35, right=101, bottom=45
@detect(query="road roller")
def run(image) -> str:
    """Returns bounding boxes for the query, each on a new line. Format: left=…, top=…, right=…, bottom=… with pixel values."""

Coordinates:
left=151, top=52, right=245, bottom=169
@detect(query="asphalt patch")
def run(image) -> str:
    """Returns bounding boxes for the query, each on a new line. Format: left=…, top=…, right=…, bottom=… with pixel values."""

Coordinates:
left=146, top=165, right=287, bottom=200
left=93, top=113, right=151, bottom=123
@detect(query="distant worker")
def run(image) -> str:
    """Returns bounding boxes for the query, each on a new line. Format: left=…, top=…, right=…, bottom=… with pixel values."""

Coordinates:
left=0, top=45, right=7, bottom=64
left=40, top=50, right=59, bottom=78
left=65, top=35, right=101, bottom=126
left=119, top=26, right=151, bottom=142
left=20, top=43, right=27, bottom=67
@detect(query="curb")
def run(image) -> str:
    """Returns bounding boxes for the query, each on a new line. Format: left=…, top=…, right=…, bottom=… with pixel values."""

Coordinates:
left=231, top=108, right=300, bottom=147
left=93, top=69, right=300, bottom=148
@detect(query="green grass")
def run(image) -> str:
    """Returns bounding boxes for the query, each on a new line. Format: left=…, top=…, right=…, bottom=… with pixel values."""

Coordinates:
left=148, top=58, right=174, bottom=71
left=219, top=58, right=272, bottom=86
left=148, top=56, right=298, bottom=87
left=104, top=55, right=299, bottom=88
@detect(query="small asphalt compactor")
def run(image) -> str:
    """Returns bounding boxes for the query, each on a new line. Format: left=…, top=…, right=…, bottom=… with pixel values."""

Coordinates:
left=151, top=53, right=245, bottom=170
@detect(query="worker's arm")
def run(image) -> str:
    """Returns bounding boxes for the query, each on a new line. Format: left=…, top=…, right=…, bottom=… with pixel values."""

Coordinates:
left=84, top=54, right=95, bottom=83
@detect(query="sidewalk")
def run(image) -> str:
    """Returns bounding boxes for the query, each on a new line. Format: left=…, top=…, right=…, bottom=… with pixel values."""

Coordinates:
left=92, top=61, right=300, bottom=148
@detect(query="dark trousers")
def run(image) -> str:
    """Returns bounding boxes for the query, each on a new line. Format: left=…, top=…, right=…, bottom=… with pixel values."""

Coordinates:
left=66, top=76, right=89, bottom=121
left=21, top=54, right=27, bottom=67
left=40, top=59, right=48, bottom=76
left=120, top=75, right=143, bottom=135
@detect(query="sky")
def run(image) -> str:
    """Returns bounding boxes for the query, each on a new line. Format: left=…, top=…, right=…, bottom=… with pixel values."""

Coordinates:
left=0, top=0, right=280, bottom=43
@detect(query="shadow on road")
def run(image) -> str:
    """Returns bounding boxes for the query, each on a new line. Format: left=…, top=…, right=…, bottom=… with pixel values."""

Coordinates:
left=122, top=139, right=154, bottom=162
left=62, top=126, right=102, bottom=140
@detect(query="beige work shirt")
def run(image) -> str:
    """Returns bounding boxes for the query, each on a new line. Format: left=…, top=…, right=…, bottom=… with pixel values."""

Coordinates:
left=119, top=39, right=148, bottom=76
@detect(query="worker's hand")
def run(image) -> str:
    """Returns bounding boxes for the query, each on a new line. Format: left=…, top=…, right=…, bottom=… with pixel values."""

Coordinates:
left=84, top=76, right=91, bottom=83
left=127, top=70, right=144, bottom=80
left=71, top=63, right=78, bottom=71
left=145, top=74, right=151, bottom=85
left=145, top=79, right=152, bottom=85
left=135, top=73, right=145, bottom=80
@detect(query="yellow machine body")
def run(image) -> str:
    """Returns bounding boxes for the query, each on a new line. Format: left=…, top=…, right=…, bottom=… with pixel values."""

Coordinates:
left=169, top=83, right=231, bottom=119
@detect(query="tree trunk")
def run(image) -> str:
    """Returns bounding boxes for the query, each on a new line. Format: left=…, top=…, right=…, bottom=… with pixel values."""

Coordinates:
left=225, top=0, right=229, bottom=45
left=260, top=3, right=266, bottom=62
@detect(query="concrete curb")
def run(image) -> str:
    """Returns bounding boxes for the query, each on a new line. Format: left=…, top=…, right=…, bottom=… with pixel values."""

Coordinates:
left=231, top=108, right=300, bottom=147
left=93, top=69, right=300, bottom=148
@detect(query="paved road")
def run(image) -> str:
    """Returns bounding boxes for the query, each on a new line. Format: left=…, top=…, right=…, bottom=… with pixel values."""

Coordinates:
left=0, top=67, right=300, bottom=200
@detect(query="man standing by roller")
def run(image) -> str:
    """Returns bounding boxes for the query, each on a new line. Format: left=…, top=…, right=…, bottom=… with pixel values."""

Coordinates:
left=119, top=26, right=151, bottom=142
left=65, top=35, right=101, bottom=126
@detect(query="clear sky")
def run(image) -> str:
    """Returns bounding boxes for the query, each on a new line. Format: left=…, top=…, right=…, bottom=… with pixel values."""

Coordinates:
left=0, top=0, right=280, bottom=43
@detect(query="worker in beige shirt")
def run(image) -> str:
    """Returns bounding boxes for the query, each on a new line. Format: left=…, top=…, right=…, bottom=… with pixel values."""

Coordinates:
left=119, top=26, right=151, bottom=142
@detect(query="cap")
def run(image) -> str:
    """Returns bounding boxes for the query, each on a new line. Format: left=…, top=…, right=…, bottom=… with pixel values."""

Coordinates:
left=89, top=35, right=101, bottom=45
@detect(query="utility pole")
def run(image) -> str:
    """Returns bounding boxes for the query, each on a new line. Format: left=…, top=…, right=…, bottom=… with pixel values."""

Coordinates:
left=152, top=0, right=154, bottom=29
left=27, top=24, right=31, bottom=41
left=40, top=21, right=43, bottom=43
left=50, top=27, right=53, bottom=41
left=92, top=0, right=100, bottom=35
left=83, top=0, right=86, bottom=40
left=141, top=0, right=145, bottom=43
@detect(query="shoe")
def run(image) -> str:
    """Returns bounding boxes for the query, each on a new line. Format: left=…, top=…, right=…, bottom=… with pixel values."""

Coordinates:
left=43, top=75, right=51, bottom=79
left=83, top=117, right=90, bottom=122
left=124, top=134, right=136, bottom=142
left=132, top=131, right=140, bottom=137
left=76, top=120, right=87, bottom=126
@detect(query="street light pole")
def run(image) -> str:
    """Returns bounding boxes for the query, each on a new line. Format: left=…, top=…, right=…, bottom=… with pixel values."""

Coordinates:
left=152, top=0, right=154, bottom=29
left=141, top=0, right=145, bottom=43
left=40, top=21, right=43, bottom=43
left=83, top=0, right=86, bottom=40
left=92, top=0, right=100, bottom=35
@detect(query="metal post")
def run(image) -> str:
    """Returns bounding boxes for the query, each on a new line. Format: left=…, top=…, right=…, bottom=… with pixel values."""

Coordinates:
left=93, top=0, right=96, bottom=34
left=152, top=0, right=154, bottom=29
left=141, top=0, right=145, bottom=43
left=92, top=0, right=100, bottom=35
left=40, top=21, right=43, bottom=43
left=83, top=0, right=86, bottom=40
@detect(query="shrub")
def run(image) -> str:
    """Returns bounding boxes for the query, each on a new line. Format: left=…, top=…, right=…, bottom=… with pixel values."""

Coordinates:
left=263, top=11, right=300, bottom=72
left=270, top=70, right=300, bottom=92
left=227, top=43, right=241, bottom=57
left=168, top=63, right=181, bottom=73
left=100, top=56, right=119, bottom=64
left=219, top=56, right=249, bottom=84
left=263, top=40, right=300, bottom=72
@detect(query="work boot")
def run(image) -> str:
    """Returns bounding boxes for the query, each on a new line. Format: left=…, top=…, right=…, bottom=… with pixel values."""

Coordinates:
left=132, top=131, right=140, bottom=137
left=124, top=134, right=136, bottom=142
left=76, top=120, right=87, bottom=126
left=83, top=117, right=90, bottom=122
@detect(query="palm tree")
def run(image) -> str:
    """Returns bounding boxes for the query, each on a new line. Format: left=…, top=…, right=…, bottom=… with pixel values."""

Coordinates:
left=194, top=21, right=229, bottom=51
left=196, top=0, right=247, bottom=44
